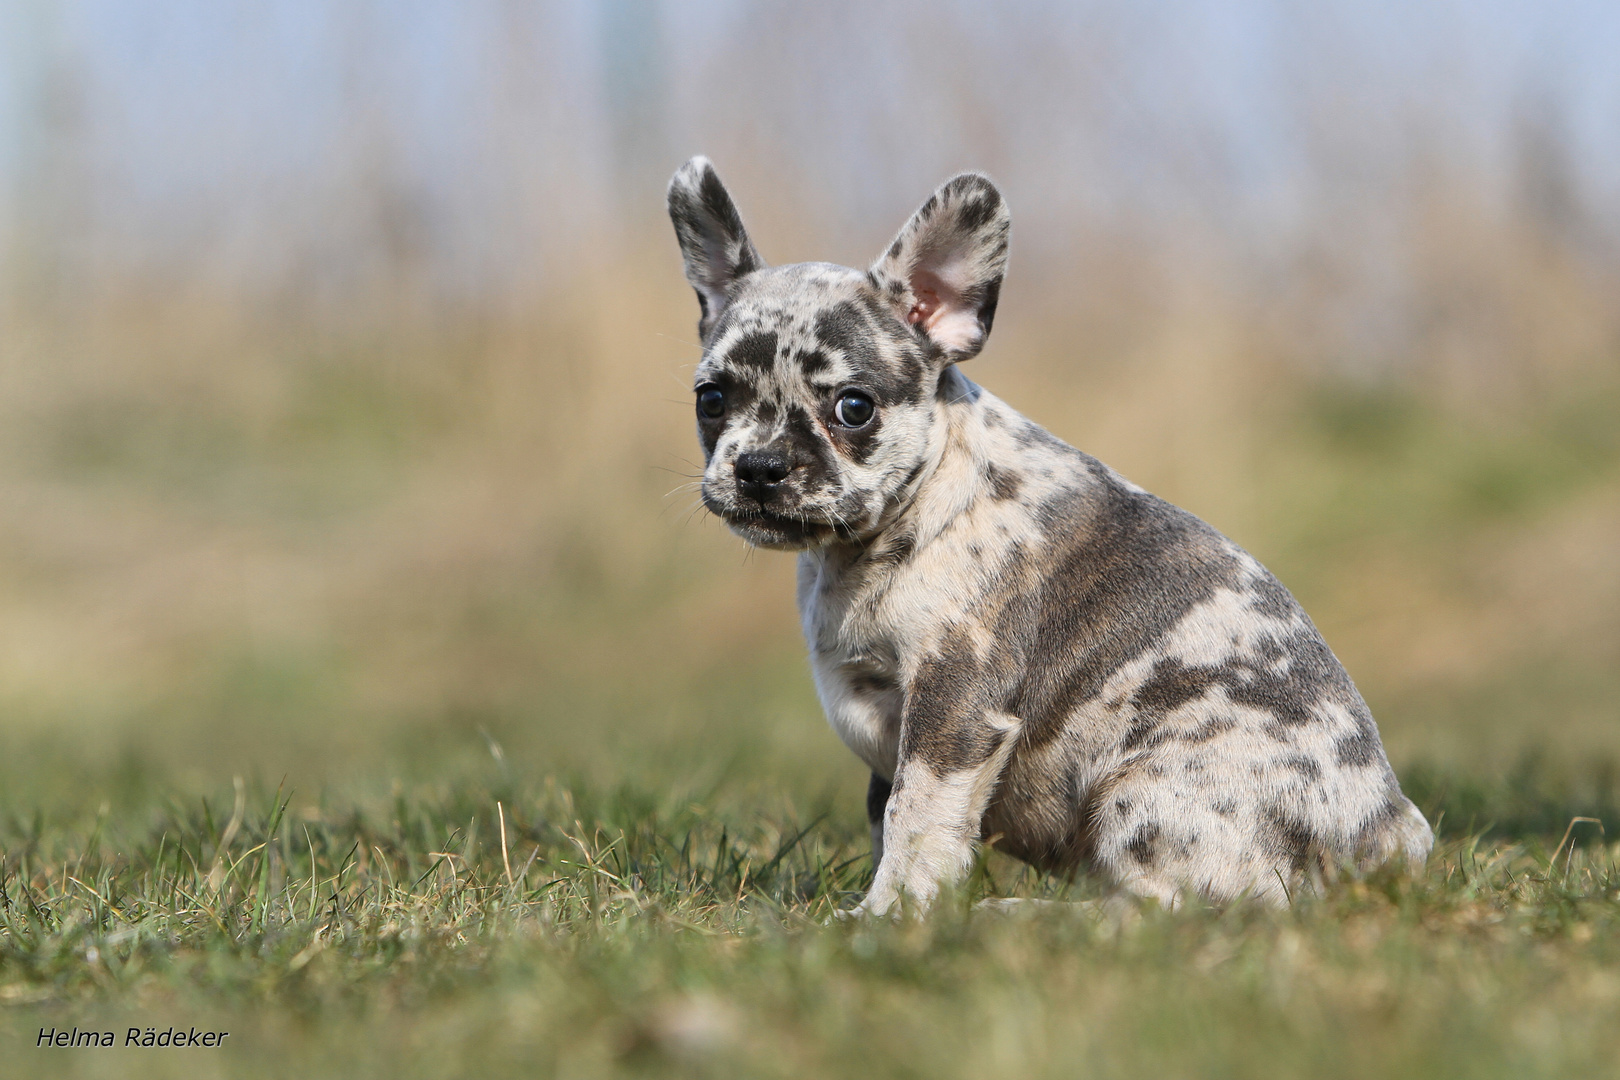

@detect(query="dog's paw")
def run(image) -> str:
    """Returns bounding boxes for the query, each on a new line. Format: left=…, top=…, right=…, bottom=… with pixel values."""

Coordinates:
left=825, top=891, right=903, bottom=923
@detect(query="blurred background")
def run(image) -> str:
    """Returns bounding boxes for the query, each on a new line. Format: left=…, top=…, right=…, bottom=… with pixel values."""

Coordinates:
left=0, top=0, right=1616, bottom=815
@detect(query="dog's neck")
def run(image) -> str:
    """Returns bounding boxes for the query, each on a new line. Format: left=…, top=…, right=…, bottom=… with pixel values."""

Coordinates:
left=900, top=366, right=999, bottom=546
left=813, top=365, right=1041, bottom=572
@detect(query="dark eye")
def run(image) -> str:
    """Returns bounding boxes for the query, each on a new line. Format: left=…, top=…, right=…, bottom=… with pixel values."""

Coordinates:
left=834, top=391, right=875, bottom=429
left=697, top=386, right=725, bottom=419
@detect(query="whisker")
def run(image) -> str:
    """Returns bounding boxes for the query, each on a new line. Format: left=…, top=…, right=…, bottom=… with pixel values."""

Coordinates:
left=655, top=331, right=703, bottom=352
left=681, top=501, right=712, bottom=528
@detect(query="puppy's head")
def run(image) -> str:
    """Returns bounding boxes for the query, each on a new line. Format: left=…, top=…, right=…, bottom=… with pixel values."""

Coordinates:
left=667, top=157, right=1010, bottom=550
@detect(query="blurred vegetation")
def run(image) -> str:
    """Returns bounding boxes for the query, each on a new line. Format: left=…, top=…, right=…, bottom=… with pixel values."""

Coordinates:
left=0, top=0, right=1614, bottom=795
left=2, top=2, right=1619, bottom=1074
left=3, top=267, right=1615, bottom=800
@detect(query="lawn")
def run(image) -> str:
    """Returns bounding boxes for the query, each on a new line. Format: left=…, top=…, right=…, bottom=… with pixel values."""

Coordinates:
left=1, top=762, right=1617, bottom=1079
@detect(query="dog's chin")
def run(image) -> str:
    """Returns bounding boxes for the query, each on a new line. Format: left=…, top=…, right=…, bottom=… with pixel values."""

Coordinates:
left=722, top=511, right=838, bottom=551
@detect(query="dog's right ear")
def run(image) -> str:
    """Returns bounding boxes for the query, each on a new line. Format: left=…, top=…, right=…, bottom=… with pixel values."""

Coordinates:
left=667, top=157, right=765, bottom=342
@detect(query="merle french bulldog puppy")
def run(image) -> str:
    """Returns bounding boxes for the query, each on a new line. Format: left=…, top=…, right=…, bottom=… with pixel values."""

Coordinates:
left=666, top=156, right=1432, bottom=914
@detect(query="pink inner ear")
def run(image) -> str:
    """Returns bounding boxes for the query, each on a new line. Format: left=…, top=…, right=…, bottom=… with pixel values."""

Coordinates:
left=906, top=290, right=939, bottom=326
left=905, top=267, right=983, bottom=354
left=908, top=268, right=957, bottom=329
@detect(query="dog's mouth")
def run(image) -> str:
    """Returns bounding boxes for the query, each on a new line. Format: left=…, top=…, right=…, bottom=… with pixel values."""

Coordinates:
left=701, top=490, right=850, bottom=549
left=700, top=480, right=872, bottom=549
left=720, top=507, right=837, bottom=549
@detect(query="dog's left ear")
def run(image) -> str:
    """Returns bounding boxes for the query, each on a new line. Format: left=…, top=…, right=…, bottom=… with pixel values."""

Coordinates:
left=870, top=173, right=1010, bottom=362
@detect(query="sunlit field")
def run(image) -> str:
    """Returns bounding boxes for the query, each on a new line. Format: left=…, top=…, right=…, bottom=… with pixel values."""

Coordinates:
left=4, top=2, right=1620, bottom=1074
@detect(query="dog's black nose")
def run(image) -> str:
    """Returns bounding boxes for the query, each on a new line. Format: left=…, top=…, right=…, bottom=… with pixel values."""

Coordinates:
left=735, top=450, right=791, bottom=501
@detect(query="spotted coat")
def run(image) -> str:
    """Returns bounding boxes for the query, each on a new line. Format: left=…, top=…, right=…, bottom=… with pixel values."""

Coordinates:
left=667, top=156, right=1432, bottom=913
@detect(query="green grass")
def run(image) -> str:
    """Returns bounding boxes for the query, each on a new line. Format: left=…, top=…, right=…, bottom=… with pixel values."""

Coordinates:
left=2, top=764, right=1617, bottom=1079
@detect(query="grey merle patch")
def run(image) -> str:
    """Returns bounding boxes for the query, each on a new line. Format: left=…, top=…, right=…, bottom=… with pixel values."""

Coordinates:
left=666, top=155, right=1432, bottom=916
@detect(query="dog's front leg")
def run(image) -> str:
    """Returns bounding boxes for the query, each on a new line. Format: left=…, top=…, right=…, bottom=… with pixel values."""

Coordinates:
left=856, top=703, right=1021, bottom=917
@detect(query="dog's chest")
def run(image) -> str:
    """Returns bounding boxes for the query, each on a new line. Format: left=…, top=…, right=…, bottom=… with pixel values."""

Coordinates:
left=795, top=514, right=1019, bottom=777
left=796, top=552, right=909, bottom=776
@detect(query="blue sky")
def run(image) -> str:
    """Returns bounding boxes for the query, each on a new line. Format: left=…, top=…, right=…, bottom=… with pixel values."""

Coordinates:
left=3, top=0, right=1617, bottom=290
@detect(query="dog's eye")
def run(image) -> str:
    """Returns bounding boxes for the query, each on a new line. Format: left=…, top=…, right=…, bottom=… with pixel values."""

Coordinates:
left=697, top=386, right=726, bottom=419
left=834, top=391, right=875, bottom=429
